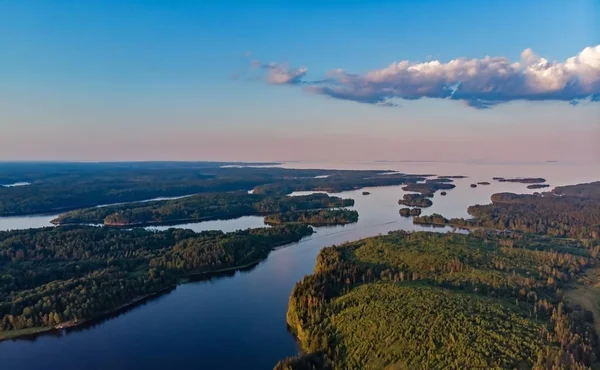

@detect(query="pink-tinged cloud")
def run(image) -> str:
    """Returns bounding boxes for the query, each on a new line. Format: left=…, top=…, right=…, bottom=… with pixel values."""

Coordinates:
left=254, top=45, right=600, bottom=108
left=251, top=61, right=308, bottom=85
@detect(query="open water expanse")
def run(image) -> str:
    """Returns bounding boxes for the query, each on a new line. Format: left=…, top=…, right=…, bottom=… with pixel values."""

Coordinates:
left=1, top=161, right=598, bottom=370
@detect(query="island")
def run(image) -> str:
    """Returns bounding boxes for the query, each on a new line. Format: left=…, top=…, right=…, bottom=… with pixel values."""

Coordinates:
left=527, top=184, right=551, bottom=189
left=493, top=177, right=546, bottom=184
left=361, top=191, right=371, bottom=196
left=440, top=191, right=447, bottom=196
left=401, top=182, right=455, bottom=197
left=397, top=194, right=433, bottom=208
left=264, top=209, right=358, bottom=226
left=278, top=230, right=597, bottom=369
left=477, top=181, right=490, bottom=185
left=437, top=175, right=468, bottom=179
left=0, top=224, right=314, bottom=340
left=398, top=207, right=421, bottom=217
left=52, top=193, right=354, bottom=227
left=470, top=183, right=477, bottom=188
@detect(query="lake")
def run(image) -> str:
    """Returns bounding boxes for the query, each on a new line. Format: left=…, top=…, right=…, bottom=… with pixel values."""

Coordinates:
left=1, top=161, right=598, bottom=370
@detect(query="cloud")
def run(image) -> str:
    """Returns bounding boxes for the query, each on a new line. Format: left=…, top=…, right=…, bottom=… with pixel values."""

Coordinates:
left=253, top=45, right=600, bottom=108
left=251, top=61, right=308, bottom=85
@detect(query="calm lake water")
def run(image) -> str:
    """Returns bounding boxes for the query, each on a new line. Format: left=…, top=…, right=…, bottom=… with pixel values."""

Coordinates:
left=1, top=161, right=599, bottom=370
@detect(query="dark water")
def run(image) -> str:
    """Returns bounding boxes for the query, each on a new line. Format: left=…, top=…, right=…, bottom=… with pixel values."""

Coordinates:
left=1, top=162, right=599, bottom=370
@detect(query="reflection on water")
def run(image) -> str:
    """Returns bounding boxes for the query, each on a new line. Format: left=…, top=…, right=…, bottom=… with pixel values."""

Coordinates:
left=1, top=161, right=599, bottom=370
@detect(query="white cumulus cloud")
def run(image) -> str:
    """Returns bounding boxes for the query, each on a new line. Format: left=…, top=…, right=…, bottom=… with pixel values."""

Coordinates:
left=253, top=45, right=600, bottom=108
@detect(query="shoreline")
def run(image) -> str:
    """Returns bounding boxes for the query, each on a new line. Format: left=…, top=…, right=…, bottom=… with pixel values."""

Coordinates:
left=0, top=232, right=314, bottom=343
left=0, top=287, right=174, bottom=343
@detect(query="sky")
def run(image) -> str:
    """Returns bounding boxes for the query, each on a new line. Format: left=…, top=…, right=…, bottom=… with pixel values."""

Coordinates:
left=1, top=0, right=599, bottom=162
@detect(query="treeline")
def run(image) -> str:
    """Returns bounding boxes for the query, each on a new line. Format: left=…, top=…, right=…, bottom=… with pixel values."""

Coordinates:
left=0, top=163, right=395, bottom=216
left=264, top=209, right=358, bottom=226
left=251, top=174, right=427, bottom=196
left=0, top=225, right=313, bottom=337
left=277, top=231, right=600, bottom=369
left=52, top=193, right=354, bottom=227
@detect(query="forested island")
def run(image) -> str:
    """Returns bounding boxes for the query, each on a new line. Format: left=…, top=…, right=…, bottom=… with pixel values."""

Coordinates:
left=493, top=177, right=547, bottom=184
left=0, top=162, right=428, bottom=216
left=477, top=181, right=490, bottom=185
left=264, top=209, right=358, bottom=226
left=0, top=225, right=314, bottom=340
left=399, top=207, right=421, bottom=217
left=277, top=230, right=599, bottom=369
left=401, top=182, right=455, bottom=197
left=527, top=184, right=551, bottom=189
left=411, top=182, right=600, bottom=240
left=251, top=173, right=427, bottom=196
left=52, top=193, right=354, bottom=227
left=398, top=194, right=433, bottom=208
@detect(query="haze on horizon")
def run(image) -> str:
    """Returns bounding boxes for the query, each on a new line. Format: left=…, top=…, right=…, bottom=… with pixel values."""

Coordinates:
left=1, top=0, right=599, bottom=162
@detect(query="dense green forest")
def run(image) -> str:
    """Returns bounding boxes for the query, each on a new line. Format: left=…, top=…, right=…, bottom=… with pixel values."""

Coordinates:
left=0, top=162, right=430, bottom=216
left=398, top=193, right=433, bottom=207
left=277, top=231, right=600, bottom=369
left=264, top=209, right=358, bottom=226
left=0, top=225, right=313, bottom=338
left=52, top=193, right=354, bottom=226
left=411, top=182, right=600, bottom=240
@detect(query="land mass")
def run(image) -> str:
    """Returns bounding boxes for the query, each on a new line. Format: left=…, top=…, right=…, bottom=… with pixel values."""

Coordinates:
left=0, top=163, right=428, bottom=217
left=278, top=230, right=598, bottom=369
left=52, top=193, right=354, bottom=227
left=0, top=225, right=314, bottom=340
left=264, top=209, right=358, bottom=226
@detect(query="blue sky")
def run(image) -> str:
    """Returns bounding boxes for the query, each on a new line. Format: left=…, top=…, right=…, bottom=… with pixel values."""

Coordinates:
left=1, top=0, right=599, bottom=161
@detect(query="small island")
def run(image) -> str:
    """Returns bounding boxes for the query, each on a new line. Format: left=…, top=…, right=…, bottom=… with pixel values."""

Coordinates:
left=470, top=184, right=477, bottom=188
left=398, top=194, right=433, bottom=208
left=440, top=191, right=447, bottom=196
left=477, top=181, right=490, bottom=185
left=527, top=184, right=550, bottom=189
left=399, top=207, right=421, bottom=217
left=362, top=191, right=371, bottom=195
left=437, top=175, right=468, bottom=179
left=401, top=182, right=455, bottom=197
left=493, top=177, right=546, bottom=184
left=264, top=209, right=358, bottom=226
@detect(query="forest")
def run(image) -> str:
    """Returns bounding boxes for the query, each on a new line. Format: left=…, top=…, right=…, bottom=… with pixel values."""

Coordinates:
left=264, top=209, right=358, bottom=226
left=0, top=162, right=429, bottom=216
left=52, top=193, right=354, bottom=226
left=410, top=182, right=600, bottom=240
left=0, top=224, right=313, bottom=338
left=277, top=231, right=600, bottom=369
